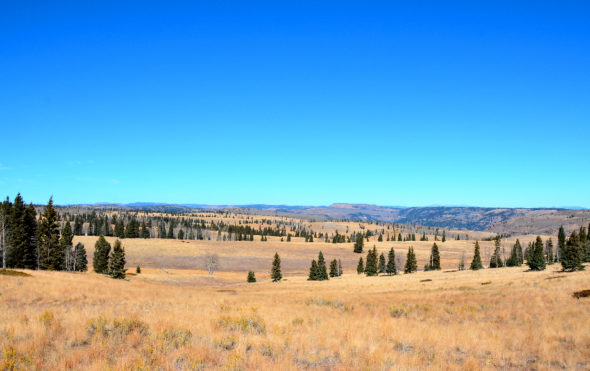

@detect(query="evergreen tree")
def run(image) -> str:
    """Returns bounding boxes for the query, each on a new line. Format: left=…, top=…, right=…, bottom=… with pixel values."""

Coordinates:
left=404, top=246, right=417, bottom=273
left=506, top=240, right=520, bottom=267
left=353, top=234, right=364, bottom=253
left=397, top=233, right=402, bottom=241
left=378, top=234, right=383, bottom=242
left=430, top=243, right=441, bottom=270
left=247, top=271, right=256, bottom=282
left=140, top=222, right=150, bottom=239
left=38, top=197, right=62, bottom=270
left=136, top=265, right=141, bottom=274
left=125, top=218, right=139, bottom=238
left=60, top=222, right=74, bottom=271
left=365, top=246, right=378, bottom=276
left=114, top=221, right=125, bottom=238
left=378, top=252, right=386, bottom=273
left=167, top=223, right=174, bottom=239
left=338, top=259, right=343, bottom=276
left=442, top=230, right=446, bottom=242
left=22, top=204, right=38, bottom=269
left=557, top=226, right=566, bottom=262
left=73, top=216, right=83, bottom=236
left=561, top=231, right=584, bottom=272
left=470, top=241, right=483, bottom=270
left=271, top=252, right=282, bottom=282
left=316, top=251, right=329, bottom=280
left=546, top=238, right=554, bottom=265
left=177, top=229, right=185, bottom=239
left=386, top=248, right=397, bottom=275
left=74, top=242, right=88, bottom=272
left=308, top=259, right=319, bottom=280
left=329, top=259, right=339, bottom=277
left=92, top=235, right=111, bottom=274
left=527, top=236, right=546, bottom=271
left=109, top=239, right=126, bottom=279
left=489, top=235, right=504, bottom=268
left=356, top=257, right=364, bottom=274
left=7, top=193, right=27, bottom=268
left=515, top=239, right=524, bottom=265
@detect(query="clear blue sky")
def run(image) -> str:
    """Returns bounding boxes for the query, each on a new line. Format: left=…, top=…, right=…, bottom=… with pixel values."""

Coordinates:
left=1, top=1, right=589, bottom=208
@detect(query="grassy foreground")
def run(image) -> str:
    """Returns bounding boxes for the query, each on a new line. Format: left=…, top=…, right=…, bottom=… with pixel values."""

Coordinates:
left=1, top=264, right=589, bottom=370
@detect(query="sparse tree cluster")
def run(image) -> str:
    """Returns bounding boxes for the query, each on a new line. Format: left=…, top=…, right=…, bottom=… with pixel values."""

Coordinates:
left=0, top=194, right=88, bottom=272
left=92, top=236, right=127, bottom=279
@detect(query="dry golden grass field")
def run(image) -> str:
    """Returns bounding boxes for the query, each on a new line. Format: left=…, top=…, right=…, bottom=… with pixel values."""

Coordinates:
left=1, top=222, right=589, bottom=370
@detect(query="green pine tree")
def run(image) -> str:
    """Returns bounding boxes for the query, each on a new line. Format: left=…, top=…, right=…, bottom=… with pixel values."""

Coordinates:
left=38, top=197, right=62, bottom=270
left=561, top=231, right=584, bottom=272
left=470, top=241, right=483, bottom=270
left=557, top=226, right=566, bottom=262
left=489, top=235, right=504, bottom=268
left=546, top=238, right=554, bottom=265
left=506, top=240, right=521, bottom=267
left=329, top=259, right=339, bottom=277
left=74, top=242, right=88, bottom=272
left=140, top=222, right=150, bottom=238
left=7, top=194, right=32, bottom=269
left=378, top=252, right=386, bottom=274
left=356, top=257, right=364, bottom=274
left=271, top=252, right=282, bottom=282
left=247, top=271, right=256, bottom=282
left=527, top=236, right=546, bottom=271
left=317, top=251, right=329, bottom=280
left=430, top=243, right=441, bottom=270
left=365, top=246, right=378, bottom=276
left=167, top=223, right=174, bottom=239
left=386, top=248, right=397, bottom=275
left=109, top=239, right=127, bottom=279
left=308, top=259, right=319, bottom=280
left=92, top=235, right=111, bottom=274
left=60, top=222, right=74, bottom=271
left=404, top=246, right=417, bottom=273
left=353, top=234, right=364, bottom=253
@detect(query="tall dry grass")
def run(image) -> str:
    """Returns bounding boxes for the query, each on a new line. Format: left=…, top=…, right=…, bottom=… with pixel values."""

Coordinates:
left=1, top=263, right=589, bottom=370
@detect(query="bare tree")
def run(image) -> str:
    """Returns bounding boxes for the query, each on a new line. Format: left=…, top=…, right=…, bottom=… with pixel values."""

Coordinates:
left=205, top=254, right=219, bottom=276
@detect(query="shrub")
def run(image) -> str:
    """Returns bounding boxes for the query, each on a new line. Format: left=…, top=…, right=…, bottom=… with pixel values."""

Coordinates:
left=159, top=328, right=192, bottom=348
left=217, top=315, right=266, bottom=334
left=38, top=311, right=55, bottom=327
left=247, top=271, right=256, bottom=282
left=573, top=289, right=590, bottom=299
left=0, top=269, right=32, bottom=277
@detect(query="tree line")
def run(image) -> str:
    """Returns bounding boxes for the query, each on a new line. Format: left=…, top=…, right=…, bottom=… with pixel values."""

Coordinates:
left=0, top=194, right=87, bottom=271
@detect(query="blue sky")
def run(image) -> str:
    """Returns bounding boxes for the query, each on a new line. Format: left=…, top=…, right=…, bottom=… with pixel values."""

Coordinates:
left=1, top=1, right=589, bottom=207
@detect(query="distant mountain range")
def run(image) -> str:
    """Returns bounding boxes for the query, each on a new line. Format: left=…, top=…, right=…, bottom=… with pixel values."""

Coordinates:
left=68, top=202, right=589, bottom=235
